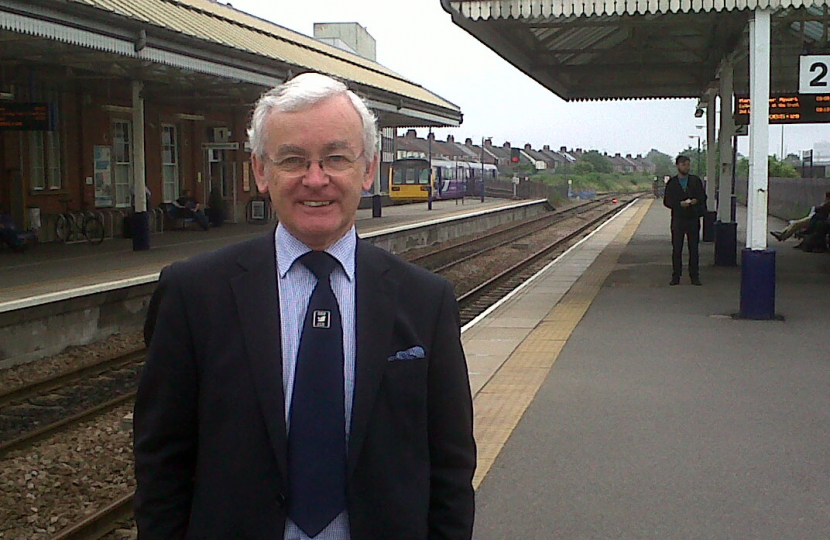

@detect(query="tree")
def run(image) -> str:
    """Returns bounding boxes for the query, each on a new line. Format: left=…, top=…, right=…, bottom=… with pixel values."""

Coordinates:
left=579, top=150, right=613, bottom=173
left=679, top=145, right=707, bottom=177
left=572, top=161, right=594, bottom=174
left=736, top=155, right=800, bottom=178
left=647, top=149, right=674, bottom=177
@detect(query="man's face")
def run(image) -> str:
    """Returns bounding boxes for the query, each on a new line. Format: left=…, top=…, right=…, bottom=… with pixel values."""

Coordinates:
left=252, top=95, right=377, bottom=250
left=676, top=160, right=691, bottom=176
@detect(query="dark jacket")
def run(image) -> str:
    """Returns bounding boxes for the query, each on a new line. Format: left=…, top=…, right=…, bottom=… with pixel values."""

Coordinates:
left=663, top=174, right=706, bottom=220
left=135, top=231, right=476, bottom=540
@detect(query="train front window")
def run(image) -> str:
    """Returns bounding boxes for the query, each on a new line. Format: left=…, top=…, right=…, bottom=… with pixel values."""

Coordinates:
left=418, top=169, right=430, bottom=185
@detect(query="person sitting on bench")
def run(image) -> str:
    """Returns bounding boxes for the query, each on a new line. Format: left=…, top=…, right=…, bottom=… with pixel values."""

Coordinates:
left=771, top=191, right=830, bottom=242
left=172, top=189, right=209, bottom=230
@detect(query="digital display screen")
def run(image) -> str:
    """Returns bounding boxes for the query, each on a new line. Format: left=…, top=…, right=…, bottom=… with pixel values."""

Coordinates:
left=0, top=102, right=53, bottom=131
left=734, top=94, right=830, bottom=125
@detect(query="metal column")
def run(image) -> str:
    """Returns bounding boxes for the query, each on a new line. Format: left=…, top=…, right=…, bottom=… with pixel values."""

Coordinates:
left=740, top=8, right=776, bottom=320
left=714, top=60, right=737, bottom=265
left=703, top=94, right=718, bottom=241
left=131, top=80, right=150, bottom=251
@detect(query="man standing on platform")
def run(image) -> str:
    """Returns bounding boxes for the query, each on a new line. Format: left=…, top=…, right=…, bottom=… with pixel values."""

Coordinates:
left=134, top=73, right=476, bottom=540
left=663, top=155, right=706, bottom=286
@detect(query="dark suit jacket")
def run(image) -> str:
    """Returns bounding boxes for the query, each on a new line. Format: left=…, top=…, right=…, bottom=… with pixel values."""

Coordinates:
left=663, top=174, right=706, bottom=221
left=135, top=231, right=476, bottom=540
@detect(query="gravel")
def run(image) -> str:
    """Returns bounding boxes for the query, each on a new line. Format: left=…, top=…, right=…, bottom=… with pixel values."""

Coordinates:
left=444, top=201, right=617, bottom=296
left=0, top=405, right=135, bottom=540
left=0, top=331, right=144, bottom=396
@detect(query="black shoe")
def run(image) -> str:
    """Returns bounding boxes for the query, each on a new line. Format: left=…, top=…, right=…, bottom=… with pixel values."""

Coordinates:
left=691, top=277, right=702, bottom=286
left=670, top=277, right=680, bottom=286
left=770, top=231, right=783, bottom=241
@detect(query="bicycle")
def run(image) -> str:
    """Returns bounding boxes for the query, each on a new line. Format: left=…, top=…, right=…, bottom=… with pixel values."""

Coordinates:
left=55, top=199, right=105, bottom=245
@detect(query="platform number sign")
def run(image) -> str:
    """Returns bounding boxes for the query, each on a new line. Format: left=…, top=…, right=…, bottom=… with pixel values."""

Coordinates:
left=800, top=56, right=830, bottom=94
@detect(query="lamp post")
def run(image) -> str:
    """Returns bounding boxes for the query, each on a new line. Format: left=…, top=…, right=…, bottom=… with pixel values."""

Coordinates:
left=480, top=136, right=489, bottom=203
left=427, top=127, right=433, bottom=211
left=689, top=134, right=702, bottom=176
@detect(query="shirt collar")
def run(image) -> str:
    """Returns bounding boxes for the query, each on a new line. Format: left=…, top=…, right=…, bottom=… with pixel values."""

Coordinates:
left=276, top=223, right=356, bottom=281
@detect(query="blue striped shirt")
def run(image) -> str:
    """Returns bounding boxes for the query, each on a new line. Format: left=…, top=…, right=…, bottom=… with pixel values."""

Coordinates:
left=276, top=223, right=356, bottom=540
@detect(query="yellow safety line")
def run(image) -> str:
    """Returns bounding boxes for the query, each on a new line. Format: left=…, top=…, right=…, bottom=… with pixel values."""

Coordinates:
left=472, top=199, right=653, bottom=489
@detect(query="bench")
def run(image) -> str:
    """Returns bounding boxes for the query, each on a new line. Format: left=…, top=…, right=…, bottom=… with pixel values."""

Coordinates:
left=160, top=203, right=194, bottom=230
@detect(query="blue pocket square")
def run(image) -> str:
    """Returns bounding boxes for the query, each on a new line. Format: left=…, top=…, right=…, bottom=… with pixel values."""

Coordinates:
left=388, top=346, right=425, bottom=361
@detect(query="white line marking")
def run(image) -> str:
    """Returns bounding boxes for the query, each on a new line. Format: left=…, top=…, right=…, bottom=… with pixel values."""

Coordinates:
left=0, top=274, right=160, bottom=314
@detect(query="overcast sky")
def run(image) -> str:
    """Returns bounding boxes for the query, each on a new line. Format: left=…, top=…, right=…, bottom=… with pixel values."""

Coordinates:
left=228, top=0, right=827, bottom=159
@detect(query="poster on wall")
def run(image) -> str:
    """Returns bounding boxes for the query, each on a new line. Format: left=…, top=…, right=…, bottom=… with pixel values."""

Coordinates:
left=94, top=145, right=114, bottom=208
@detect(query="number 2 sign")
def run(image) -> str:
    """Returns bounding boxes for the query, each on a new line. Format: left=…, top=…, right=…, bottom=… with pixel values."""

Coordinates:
left=800, top=56, right=830, bottom=93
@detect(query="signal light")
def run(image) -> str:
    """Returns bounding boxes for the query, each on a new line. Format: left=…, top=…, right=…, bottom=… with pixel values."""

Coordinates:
left=510, top=148, right=520, bottom=163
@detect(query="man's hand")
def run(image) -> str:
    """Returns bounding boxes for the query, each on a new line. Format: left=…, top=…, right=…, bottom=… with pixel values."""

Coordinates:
left=680, top=199, right=691, bottom=208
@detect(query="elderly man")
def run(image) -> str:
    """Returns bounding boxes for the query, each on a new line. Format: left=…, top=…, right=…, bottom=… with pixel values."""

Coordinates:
left=135, top=73, right=476, bottom=540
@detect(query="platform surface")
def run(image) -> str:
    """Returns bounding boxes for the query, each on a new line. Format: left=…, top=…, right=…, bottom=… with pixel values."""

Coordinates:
left=465, top=198, right=830, bottom=539
left=0, top=198, right=528, bottom=308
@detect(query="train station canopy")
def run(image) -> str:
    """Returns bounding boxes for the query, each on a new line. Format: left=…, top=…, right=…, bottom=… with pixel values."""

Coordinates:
left=442, top=0, right=830, bottom=101
left=0, top=0, right=462, bottom=127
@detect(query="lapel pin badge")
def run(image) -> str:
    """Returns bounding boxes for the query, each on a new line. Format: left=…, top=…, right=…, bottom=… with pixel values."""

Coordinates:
left=312, top=310, right=331, bottom=329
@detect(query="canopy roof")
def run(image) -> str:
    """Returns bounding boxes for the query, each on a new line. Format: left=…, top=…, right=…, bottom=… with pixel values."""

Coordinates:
left=444, top=0, right=830, bottom=101
left=0, top=0, right=462, bottom=127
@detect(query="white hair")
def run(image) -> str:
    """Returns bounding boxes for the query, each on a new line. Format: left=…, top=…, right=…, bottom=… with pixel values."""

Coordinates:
left=247, top=72, right=379, bottom=160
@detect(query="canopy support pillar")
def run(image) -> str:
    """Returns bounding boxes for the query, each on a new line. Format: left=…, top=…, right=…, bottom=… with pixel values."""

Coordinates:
left=740, top=8, right=777, bottom=320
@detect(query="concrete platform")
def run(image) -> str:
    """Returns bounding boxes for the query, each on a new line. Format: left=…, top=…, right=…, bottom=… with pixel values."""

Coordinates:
left=466, top=198, right=830, bottom=539
left=0, top=197, right=530, bottom=309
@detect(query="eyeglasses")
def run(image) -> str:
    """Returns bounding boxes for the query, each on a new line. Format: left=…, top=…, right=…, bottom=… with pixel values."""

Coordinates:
left=264, top=150, right=366, bottom=176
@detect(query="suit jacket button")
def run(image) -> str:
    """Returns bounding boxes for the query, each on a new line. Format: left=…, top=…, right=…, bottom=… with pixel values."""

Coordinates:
left=276, top=494, right=287, bottom=507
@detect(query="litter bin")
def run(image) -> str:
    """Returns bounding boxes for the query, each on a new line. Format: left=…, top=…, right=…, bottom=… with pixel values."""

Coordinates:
left=372, top=194, right=382, bottom=218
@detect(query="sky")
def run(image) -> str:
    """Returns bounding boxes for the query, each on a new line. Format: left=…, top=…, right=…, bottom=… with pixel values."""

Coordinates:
left=226, top=0, right=828, bottom=159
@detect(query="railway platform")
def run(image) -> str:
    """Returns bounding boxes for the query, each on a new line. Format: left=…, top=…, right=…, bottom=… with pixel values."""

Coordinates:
left=465, top=198, right=830, bottom=539
left=0, top=197, right=530, bottom=309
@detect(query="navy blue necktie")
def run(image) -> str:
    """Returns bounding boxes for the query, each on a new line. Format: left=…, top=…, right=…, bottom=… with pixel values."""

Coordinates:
left=288, top=251, right=347, bottom=537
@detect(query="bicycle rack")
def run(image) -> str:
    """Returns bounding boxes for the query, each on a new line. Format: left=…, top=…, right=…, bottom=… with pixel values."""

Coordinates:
left=91, top=210, right=108, bottom=239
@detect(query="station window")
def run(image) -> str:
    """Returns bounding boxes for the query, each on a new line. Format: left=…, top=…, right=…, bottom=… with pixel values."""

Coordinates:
left=161, top=124, right=180, bottom=203
left=29, top=130, right=62, bottom=191
left=112, top=120, right=133, bottom=207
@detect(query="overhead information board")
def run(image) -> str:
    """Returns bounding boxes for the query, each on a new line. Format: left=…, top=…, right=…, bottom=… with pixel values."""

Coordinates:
left=734, top=94, right=830, bottom=125
left=0, top=102, right=53, bottom=131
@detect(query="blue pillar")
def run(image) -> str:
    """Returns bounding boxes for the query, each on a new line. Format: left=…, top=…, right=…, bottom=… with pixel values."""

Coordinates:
left=702, top=211, right=717, bottom=242
left=131, top=211, right=150, bottom=251
left=714, top=221, right=737, bottom=266
left=739, top=249, right=776, bottom=319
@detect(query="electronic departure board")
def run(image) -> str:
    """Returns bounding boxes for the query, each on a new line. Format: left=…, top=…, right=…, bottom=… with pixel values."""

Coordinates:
left=0, top=102, right=53, bottom=131
left=734, top=94, right=830, bottom=125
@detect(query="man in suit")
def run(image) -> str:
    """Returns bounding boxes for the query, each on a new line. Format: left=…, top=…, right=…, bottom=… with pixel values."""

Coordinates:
left=135, top=73, right=476, bottom=540
left=663, top=155, right=706, bottom=286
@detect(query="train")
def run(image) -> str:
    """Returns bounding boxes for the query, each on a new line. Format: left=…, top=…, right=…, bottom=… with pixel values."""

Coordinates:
left=389, top=158, right=499, bottom=202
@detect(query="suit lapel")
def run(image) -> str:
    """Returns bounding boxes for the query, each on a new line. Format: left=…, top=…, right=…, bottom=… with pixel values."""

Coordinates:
left=230, top=231, right=289, bottom=481
left=348, top=240, right=395, bottom=478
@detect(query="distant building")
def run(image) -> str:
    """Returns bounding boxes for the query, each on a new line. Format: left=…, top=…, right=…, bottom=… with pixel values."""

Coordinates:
left=313, top=22, right=376, bottom=61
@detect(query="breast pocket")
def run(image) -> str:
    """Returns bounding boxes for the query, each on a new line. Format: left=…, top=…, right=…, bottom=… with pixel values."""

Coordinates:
left=383, top=355, right=428, bottom=410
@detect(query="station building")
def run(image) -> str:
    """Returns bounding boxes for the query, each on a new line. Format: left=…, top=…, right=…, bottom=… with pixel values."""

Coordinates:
left=0, top=0, right=461, bottom=241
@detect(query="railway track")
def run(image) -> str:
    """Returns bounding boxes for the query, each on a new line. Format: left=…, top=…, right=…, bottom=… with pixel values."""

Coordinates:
left=51, top=493, right=135, bottom=540
left=457, top=196, right=636, bottom=324
left=408, top=197, right=609, bottom=272
left=0, top=349, right=144, bottom=456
